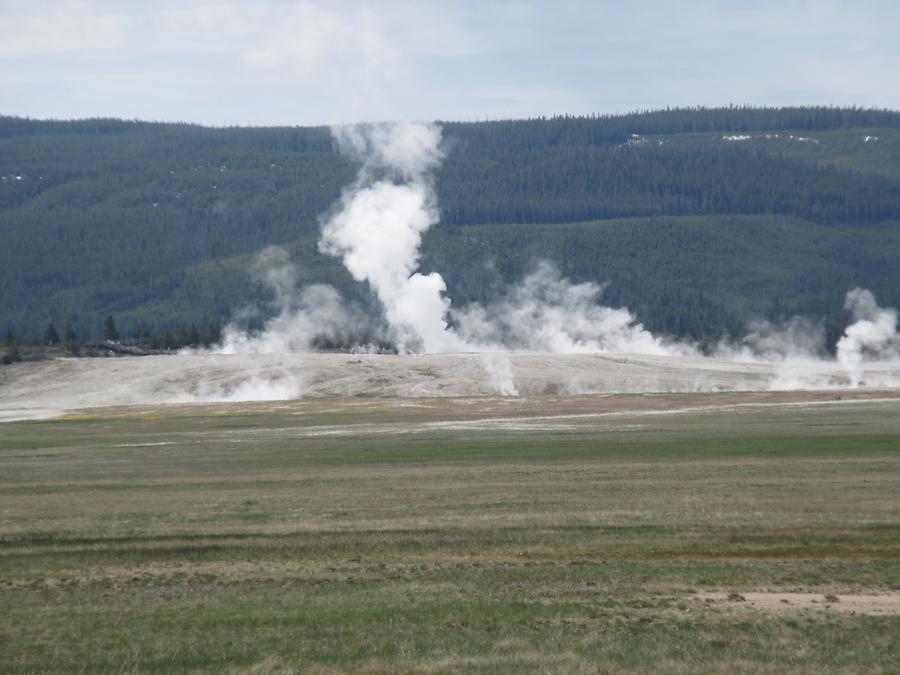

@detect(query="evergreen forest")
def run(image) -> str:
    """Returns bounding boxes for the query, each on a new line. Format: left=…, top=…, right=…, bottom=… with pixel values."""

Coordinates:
left=1, top=106, right=899, bottom=347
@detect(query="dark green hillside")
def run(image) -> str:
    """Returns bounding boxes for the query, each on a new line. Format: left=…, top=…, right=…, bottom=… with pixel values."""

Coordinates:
left=1, top=107, right=899, bottom=343
left=423, top=217, right=900, bottom=340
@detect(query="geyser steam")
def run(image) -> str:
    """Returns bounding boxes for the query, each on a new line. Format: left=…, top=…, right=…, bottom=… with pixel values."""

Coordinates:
left=197, top=121, right=900, bottom=399
left=216, top=246, right=370, bottom=354
left=837, top=288, right=900, bottom=387
left=319, top=122, right=464, bottom=354
left=315, top=122, right=685, bottom=364
left=454, top=262, right=694, bottom=356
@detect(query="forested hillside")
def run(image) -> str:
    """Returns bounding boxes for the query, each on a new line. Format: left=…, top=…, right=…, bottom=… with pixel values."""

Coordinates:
left=1, top=106, right=899, bottom=344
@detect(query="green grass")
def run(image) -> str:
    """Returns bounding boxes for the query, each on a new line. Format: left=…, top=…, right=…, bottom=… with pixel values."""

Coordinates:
left=1, top=395, right=899, bottom=672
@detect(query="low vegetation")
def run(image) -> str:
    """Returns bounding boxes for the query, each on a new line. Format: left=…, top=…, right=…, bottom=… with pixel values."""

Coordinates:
left=1, top=395, right=899, bottom=672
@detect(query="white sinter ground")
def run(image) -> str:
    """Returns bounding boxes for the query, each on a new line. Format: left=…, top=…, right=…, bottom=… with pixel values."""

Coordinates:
left=2, top=351, right=900, bottom=421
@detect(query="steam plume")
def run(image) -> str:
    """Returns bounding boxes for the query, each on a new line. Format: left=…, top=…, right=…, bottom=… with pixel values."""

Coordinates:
left=837, top=288, right=900, bottom=387
left=198, top=121, right=900, bottom=398
left=717, top=317, right=827, bottom=362
left=319, top=122, right=465, bottom=354
left=217, top=246, right=371, bottom=354
left=454, top=262, right=695, bottom=356
left=479, top=352, right=519, bottom=396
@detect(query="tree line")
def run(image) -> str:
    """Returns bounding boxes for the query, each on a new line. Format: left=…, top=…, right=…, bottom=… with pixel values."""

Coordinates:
left=2, top=315, right=224, bottom=364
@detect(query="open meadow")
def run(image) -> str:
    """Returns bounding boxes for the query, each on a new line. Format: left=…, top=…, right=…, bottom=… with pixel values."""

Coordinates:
left=2, top=388, right=900, bottom=672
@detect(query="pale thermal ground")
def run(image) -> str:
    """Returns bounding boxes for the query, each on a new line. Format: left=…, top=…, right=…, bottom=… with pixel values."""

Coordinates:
left=2, top=351, right=900, bottom=422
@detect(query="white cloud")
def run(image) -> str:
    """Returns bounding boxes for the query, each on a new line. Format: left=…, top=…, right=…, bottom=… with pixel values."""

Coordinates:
left=0, top=1, right=132, bottom=57
left=1, top=0, right=898, bottom=124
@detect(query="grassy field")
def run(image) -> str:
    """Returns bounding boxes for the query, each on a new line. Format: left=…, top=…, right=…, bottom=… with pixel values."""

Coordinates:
left=1, top=394, right=899, bottom=673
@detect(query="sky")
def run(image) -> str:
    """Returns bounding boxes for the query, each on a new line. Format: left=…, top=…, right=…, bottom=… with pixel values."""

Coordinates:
left=1, top=0, right=899, bottom=127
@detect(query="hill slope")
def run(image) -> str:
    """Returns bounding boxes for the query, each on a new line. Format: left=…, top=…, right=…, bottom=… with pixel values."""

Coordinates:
left=1, top=107, right=899, bottom=342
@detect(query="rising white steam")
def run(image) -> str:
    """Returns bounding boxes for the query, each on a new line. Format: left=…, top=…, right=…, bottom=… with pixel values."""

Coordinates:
left=710, top=290, right=900, bottom=389
left=314, top=124, right=700, bottom=394
left=195, top=122, right=899, bottom=398
left=225, top=124, right=701, bottom=370
left=216, top=246, right=368, bottom=354
left=176, top=370, right=302, bottom=403
left=717, top=317, right=827, bottom=362
left=713, top=316, right=835, bottom=388
left=837, top=288, right=900, bottom=387
left=183, top=246, right=362, bottom=402
left=320, top=122, right=465, bottom=354
left=479, top=352, right=519, bottom=396
left=455, top=262, right=696, bottom=356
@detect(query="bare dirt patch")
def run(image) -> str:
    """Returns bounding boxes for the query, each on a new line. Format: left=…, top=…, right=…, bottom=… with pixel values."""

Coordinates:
left=695, top=591, right=900, bottom=615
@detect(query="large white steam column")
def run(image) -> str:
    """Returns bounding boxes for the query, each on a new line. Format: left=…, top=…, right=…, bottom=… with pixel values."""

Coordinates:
left=837, top=288, right=899, bottom=387
left=319, top=122, right=465, bottom=354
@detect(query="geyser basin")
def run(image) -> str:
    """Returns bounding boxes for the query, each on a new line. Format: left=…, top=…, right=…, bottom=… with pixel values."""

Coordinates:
left=3, top=351, right=900, bottom=421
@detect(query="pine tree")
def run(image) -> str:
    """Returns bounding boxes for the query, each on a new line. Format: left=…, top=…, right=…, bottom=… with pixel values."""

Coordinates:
left=62, top=321, right=79, bottom=354
left=203, top=319, right=222, bottom=347
left=44, top=321, right=60, bottom=345
left=63, top=321, right=76, bottom=345
left=103, top=315, right=119, bottom=341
